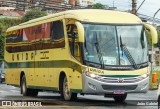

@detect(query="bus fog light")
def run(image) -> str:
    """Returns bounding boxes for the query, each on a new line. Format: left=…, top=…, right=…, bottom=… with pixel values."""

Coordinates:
left=140, top=73, right=149, bottom=79
left=88, top=83, right=97, bottom=90
left=141, top=83, right=148, bottom=91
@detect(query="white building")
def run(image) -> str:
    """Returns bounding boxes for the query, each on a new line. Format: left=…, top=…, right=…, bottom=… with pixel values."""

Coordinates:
left=78, top=0, right=95, bottom=7
left=0, top=7, right=15, bottom=11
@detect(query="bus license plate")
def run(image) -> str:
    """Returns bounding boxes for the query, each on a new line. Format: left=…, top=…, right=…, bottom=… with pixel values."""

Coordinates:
left=113, top=90, right=125, bottom=94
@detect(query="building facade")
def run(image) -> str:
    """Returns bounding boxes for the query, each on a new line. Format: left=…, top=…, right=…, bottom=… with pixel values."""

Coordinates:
left=78, top=0, right=95, bottom=7
left=0, top=0, right=67, bottom=12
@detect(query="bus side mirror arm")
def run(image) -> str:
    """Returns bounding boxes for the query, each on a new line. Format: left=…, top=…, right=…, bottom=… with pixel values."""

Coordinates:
left=144, top=23, right=158, bottom=44
left=75, top=22, right=85, bottom=42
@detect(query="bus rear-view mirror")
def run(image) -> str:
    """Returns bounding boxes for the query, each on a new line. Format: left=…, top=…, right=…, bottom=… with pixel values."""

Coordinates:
left=75, top=21, right=84, bottom=42
left=144, top=23, right=158, bottom=44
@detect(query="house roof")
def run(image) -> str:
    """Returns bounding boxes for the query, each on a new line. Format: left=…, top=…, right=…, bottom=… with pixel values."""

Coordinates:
left=0, top=10, right=25, bottom=18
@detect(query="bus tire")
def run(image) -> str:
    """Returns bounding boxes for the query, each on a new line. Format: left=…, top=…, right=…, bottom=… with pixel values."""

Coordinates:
left=29, top=89, right=38, bottom=97
left=113, top=94, right=127, bottom=102
left=62, top=76, right=77, bottom=101
left=21, top=75, right=29, bottom=96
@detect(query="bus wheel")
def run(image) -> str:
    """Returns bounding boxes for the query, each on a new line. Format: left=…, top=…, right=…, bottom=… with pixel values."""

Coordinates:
left=29, top=89, right=38, bottom=97
left=62, top=76, right=77, bottom=101
left=21, top=75, right=30, bottom=96
left=113, top=94, right=127, bottom=102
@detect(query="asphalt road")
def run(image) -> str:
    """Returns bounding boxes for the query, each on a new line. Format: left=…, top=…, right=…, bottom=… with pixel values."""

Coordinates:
left=0, top=83, right=159, bottom=109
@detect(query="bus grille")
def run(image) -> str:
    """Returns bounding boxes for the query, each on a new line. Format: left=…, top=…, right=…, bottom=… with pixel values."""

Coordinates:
left=102, top=85, right=137, bottom=90
left=96, top=76, right=143, bottom=83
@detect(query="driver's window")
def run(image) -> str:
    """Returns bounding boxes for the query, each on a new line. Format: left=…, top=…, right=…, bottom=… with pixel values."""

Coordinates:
left=66, top=24, right=77, bottom=38
left=66, top=24, right=81, bottom=62
left=74, top=44, right=81, bottom=61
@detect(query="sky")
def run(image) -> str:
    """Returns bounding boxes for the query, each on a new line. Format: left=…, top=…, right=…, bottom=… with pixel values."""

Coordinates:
left=95, top=0, right=160, bottom=20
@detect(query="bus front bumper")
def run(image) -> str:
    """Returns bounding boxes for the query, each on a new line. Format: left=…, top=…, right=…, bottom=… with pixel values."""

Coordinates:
left=82, top=74, right=149, bottom=94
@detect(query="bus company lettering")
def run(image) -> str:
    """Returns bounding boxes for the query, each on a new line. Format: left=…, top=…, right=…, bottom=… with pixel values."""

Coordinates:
left=89, top=68, right=104, bottom=74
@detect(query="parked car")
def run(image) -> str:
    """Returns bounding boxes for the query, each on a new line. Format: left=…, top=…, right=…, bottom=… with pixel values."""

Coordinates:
left=0, top=72, right=5, bottom=83
left=0, top=61, right=5, bottom=83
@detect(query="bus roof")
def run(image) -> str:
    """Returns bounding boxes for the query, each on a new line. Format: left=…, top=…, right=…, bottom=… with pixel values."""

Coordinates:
left=6, top=9, right=142, bottom=32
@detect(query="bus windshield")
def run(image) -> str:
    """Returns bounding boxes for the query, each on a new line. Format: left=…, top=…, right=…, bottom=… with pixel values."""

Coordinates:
left=83, top=24, right=148, bottom=69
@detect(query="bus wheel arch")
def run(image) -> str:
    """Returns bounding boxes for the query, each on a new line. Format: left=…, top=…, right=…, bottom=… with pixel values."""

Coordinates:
left=59, top=71, right=77, bottom=101
left=20, top=71, right=38, bottom=96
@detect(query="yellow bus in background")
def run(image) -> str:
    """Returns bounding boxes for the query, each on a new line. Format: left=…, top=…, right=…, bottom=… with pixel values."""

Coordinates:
left=5, top=9, right=158, bottom=102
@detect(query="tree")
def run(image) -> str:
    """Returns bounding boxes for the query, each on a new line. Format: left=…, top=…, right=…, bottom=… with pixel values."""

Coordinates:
left=0, top=18, right=22, bottom=60
left=156, top=31, right=160, bottom=47
left=22, top=9, right=47, bottom=22
left=0, top=34, right=5, bottom=60
left=146, top=31, right=152, bottom=48
left=92, top=3, right=105, bottom=9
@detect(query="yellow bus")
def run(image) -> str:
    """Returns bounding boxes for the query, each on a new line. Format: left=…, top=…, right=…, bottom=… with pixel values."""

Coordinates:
left=5, top=9, right=158, bottom=102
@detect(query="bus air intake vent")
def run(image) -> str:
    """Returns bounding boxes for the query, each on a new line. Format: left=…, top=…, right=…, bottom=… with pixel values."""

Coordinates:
left=102, top=85, right=137, bottom=90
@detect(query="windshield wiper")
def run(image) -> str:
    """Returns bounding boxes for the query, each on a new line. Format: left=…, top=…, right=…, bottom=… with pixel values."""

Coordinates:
left=93, top=32, right=104, bottom=68
left=120, top=36, right=138, bottom=69
left=140, top=26, right=145, bottom=49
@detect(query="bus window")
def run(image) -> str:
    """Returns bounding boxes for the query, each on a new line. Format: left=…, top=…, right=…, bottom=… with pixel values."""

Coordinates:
left=67, top=24, right=82, bottom=62
left=74, top=43, right=81, bottom=61
left=6, top=30, right=23, bottom=53
left=50, top=20, right=65, bottom=48
left=51, top=20, right=64, bottom=40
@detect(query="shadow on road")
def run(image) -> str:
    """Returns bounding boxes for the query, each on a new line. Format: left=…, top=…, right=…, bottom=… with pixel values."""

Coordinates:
left=2, top=93, right=157, bottom=107
left=34, top=95, right=130, bottom=107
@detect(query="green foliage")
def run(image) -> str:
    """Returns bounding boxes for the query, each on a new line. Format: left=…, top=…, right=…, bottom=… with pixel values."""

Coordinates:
left=146, top=31, right=152, bottom=48
left=22, top=9, right=47, bottom=22
left=0, top=18, right=22, bottom=34
left=156, top=31, right=160, bottom=47
left=0, top=23, right=6, bottom=34
left=92, top=3, right=105, bottom=9
left=0, top=34, right=5, bottom=59
left=0, top=18, right=21, bottom=60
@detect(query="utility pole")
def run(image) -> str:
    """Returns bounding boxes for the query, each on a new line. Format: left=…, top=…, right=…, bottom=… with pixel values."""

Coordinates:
left=132, top=0, right=136, bottom=15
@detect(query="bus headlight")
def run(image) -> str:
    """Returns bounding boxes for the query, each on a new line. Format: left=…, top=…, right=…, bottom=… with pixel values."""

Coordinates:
left=140, top=73, right=149, bottom=79
left=84, top=71, right=100, bottom=79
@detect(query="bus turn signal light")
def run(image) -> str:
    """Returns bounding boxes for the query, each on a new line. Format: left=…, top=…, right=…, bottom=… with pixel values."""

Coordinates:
left=152, top=72, right=157, bottom=83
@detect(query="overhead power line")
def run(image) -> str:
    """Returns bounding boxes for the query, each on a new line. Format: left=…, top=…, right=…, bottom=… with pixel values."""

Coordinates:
left=136, top=0, right=145, bottom=14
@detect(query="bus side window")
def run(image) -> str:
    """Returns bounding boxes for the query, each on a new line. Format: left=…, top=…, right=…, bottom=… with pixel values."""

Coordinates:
left=50, top=20, right=65, bottom=48
left=66, top=24, right=82, bottom=62
left=74, top=43, right=81, bottom=61
left=51, top=20, right=64, bottom=40
left=66, top=24, right=77, bottom=38
left=6, top=29, right=24, bottom=53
